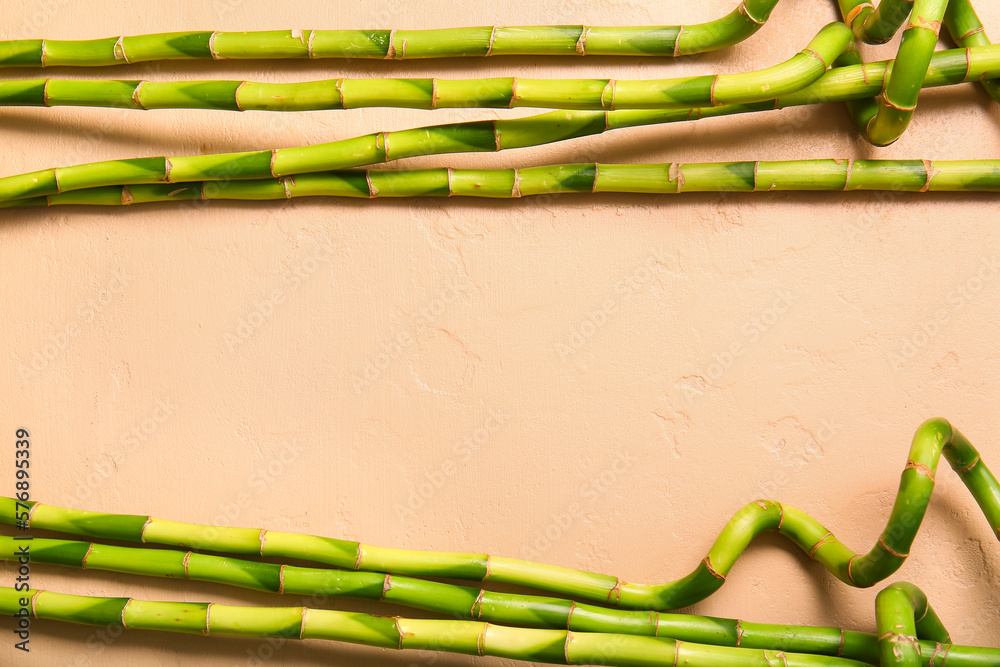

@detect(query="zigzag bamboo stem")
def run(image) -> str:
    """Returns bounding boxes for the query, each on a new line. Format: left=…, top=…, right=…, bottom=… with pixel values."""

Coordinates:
left=0, top=588, right=884, bottom=667
left=4, top=537, right=996, bottom=666
left=0, top=43, right=999, bottom=206
left=0, top=23, right=852, bottom=113
left=6, top=159, right=1000, bottom=210
left=3, top=419, right=997, bottom=612
left=944, top=0, right=1000, bottom=101
left=0, top=0, right=976, bottom=67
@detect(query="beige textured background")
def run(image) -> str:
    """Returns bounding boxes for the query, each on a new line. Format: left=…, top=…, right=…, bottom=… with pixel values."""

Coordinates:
left=2, top=1, right=1000, bottom=665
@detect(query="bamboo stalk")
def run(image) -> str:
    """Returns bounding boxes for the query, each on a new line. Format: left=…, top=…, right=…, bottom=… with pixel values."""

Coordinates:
left=0, top=42, right=998, bottom=206
left=860, top=0, right=949, bottom=146
left=0, top=1, right=791, bottom=66
left=5, top=158, right=1000, bottom=210
left=0, top=23, right=852, bottom=113
left=3, top=419, right=997, bottom=613
left=0, top=587, right=887, bottom=667
left=5, top=536, right=996, bottom=665
left=944, top=0, right=1000, bottom=101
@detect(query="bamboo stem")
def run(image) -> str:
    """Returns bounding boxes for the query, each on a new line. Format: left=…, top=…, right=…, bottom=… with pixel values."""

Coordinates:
left=4, top=536, right=996, bottom=665
left=0, top=1, right=791, bottom=66
left=3, top=419, right=997, bottom=613
left=944, top=0, right=1000, bottom=101
left=0, top=23, right=852, bottom=113
left=0, top=587, right=887, bottom=667
left=4, top=158, right=1000, bottom=210
left=0, top=43, right=999, bottom=206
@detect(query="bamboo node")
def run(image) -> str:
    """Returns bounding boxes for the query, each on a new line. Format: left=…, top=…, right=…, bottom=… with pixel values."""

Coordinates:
left=904, top=460, right=936, bottom=482
left=139, top=516, right=153, bottom=542
left=907, top=16, right=941, bottom=37
left=380, top=573, right=392, bottom=600
left=920, top=159, right=939, bottom=193
left=575, top=26, right=591, bottom=56
left=81, top=543, right=94, bottom=569
left=131, top=81, right=146, bottom=110
left=233, top=81, right=248, bottom=112
left=510, top=77, right=519, bottom=109
left=183, top=551, right=192, bottom=579
left=954, top=454, right=981, bottom=475
left=710, top=75, right=719, bottom=107
left=307, top=30, right=316, bottom=59
left=652, top=611, right=659, bottom=636
left=802, top=47, right=827, bottom=70
left=563, top=631, right=573, bottom=663
left=163, top=158, right=174, bottom=184
left=838, top=628, right=845, bottom=656
left=600, top=79, right=617, bottom=111
left=299, top=607, right=307, bottom=640
left=843, top=159, right=854, bottom=191
left=606, top=578, right=622, bottom=605
left=673, top=27, right=686, bottom=58
left=878, top=536, right=908, bottom=559
left=845, top=4, right=873, bottom=31
left=208, top=32, right=221, bottom=60
left=879, top=96, right=917, bottom=112
left=42, top=79, right=51, bottom=108
left=485, top=26, right=498, bottom=57
left=268, top=150, right=278, bottom=178
left=471, top=589, right=484, bottom=618
left=354, top=546, right=365, bottom=570
left=510, top=170, right=522, bottom=198
left=281, top=176, right=294, bottom=199
left=702, top=556, right=725, bottom=582
left=735, top=619, right=743, bottom=646
left=446, top=168, right=455, bottom=197
left=964, top=48, right=974, bottom=82
left=959, top=27, right=985, bottom=42
left=672, top=639, right=682, bottom=667
left=40, top=39, right=47, bottom=67
left=739, top=2, right=766, bottom=26
left=113, top=36, right=131, bottom=63
left=120, top=599, right=132, bottom=630
left=808, top=532, right=835, bottom=560
left=203, top=602, right=213, bottom=635
left=385, top=29, right=398, bottom=60
left=393, top=617, right=405, bottom=649
left=366, top=171, right=379, bottom=198
left=26, top=502, right=41, bottom=527
left=29, top=590, right=41, bottom=618
left=477, top=623, right=488, bottom=656
left=592, top=163, right=600, bottom=193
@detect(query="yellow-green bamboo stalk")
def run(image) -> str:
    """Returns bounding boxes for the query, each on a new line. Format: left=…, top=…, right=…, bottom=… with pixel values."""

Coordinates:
left=3, top=419, right=997, bottom=612
left=1, top=42, right=999, bottom=206
left=0, top=23, right=853, bottom=113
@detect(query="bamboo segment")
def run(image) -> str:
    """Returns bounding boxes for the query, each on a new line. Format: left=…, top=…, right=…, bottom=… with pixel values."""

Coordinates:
left=0, top=23, right=853, bottom=112
left=6, top=536, right=999, bottom=665
left=0, top=43, right=999, bottom=206
left=0, top=588, right=886, bottom=667
left=2, top=419, right=997, bottom=613
left=0, top=2, right=790, bottom=66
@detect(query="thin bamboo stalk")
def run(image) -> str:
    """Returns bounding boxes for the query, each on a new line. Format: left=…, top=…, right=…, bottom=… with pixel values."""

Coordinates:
left=4, top=537, right=994, bottom=666
left=0, top=1, right=791, bottom=66
left=0, top=587, right=886, bottom=667
left=0, top=42, right=998, bottom=206
left=0, top=23, right=852, bottom=113
left=3, top=419, right=997, bottom=612
left=0, top=0, right=974, bottom=67
left=861, top=0, right=949, bottom=146
left=944, top=0, right=1000, bottom=101
left=5, top=158, right=1000, bottom=210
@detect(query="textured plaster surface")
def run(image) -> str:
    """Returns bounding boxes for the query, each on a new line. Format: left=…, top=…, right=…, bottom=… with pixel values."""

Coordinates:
left=2, top=0, right=1000, bottom=665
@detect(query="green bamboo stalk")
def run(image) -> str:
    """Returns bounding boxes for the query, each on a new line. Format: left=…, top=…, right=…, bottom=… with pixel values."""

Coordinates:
left=860, top=0, right=949, bottom=146
left=6, top=158, right=1000, bottom=210
left=5, top=536, right=997, bottom=666
left=0, top=2, right=791, bottom=66
left=0, top=22, right=852, bottom=113
left=3, top=419, right=997, bottom=613
left=839, top=0, right=917, bottom=44
left=874, top=582, right=956, bottom=667
left=944, top=0, right=1000, bottom=101
left=1, top=42, right=999, bottom=206
left=0, top=588, right=884, bottom=667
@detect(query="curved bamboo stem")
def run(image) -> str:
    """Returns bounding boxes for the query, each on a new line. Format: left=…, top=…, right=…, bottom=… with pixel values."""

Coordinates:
left=0, top=23, right=852, bottom=113
left=0, top=42, right=998, bottom=206
left=0, top=587, right=883, bottom=667
left=3, top=419, right=997, bottom=612
left=944, top=0, right=1000, bottom=101
left=3, top=537, right=997, bottom=665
